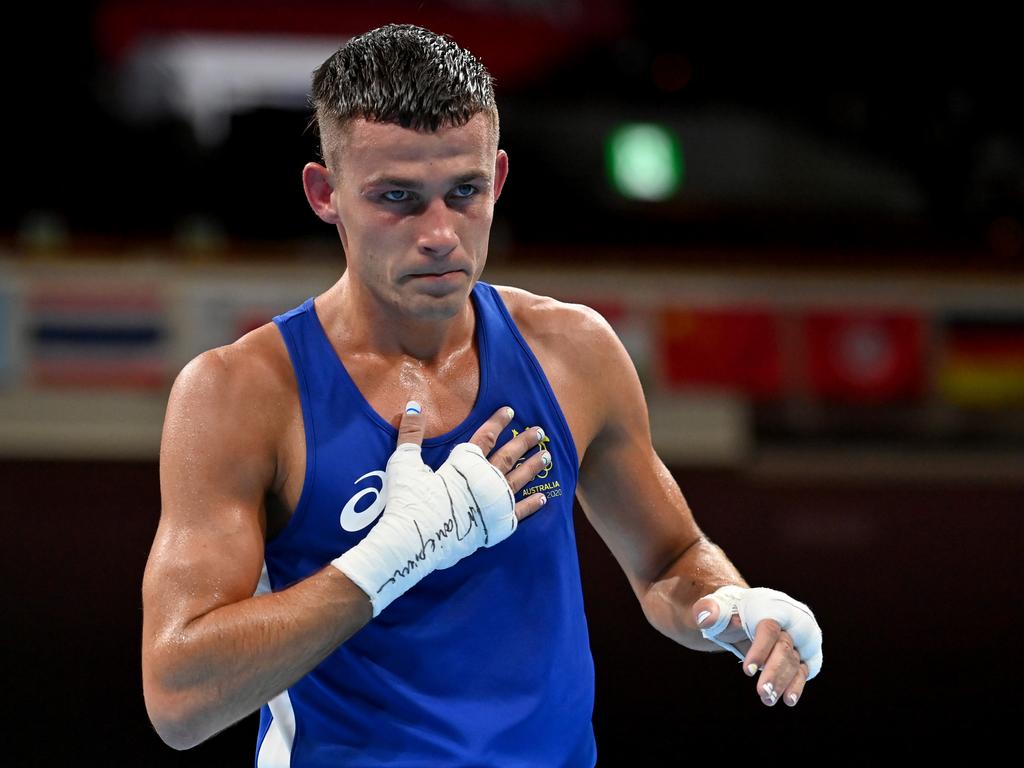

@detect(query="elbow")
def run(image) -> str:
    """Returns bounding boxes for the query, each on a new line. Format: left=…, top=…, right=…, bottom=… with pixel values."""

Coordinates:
left=153, top=722, right=203, bottom=752
left=144, top=687, right=209, bottom=751
left=143, top=654, right=214, bottom=751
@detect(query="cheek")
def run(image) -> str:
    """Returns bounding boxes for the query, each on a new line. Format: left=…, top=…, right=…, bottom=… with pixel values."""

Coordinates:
left=466, top=214, right=494, bottom=250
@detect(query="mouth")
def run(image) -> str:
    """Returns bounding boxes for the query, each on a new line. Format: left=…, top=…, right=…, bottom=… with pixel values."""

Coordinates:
left=401, top=268, right=471, bottom=296
left=405, top=268, right=468, bottom=282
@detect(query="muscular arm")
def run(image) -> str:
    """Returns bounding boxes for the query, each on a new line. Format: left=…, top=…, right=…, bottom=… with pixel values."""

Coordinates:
left=500, top=290, right=746, bottom=650
left=142, top=341, right=372, bottom=750
left=500, top=288, right=815, bottom=705
left=571, top=311, right=746, bottom=651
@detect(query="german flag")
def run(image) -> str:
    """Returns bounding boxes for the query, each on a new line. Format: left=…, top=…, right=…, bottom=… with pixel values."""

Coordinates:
left=938, top=313, right=1024, bottom=408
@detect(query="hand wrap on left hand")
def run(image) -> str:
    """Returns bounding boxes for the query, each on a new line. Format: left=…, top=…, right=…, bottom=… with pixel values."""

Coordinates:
left=700, top=586, right=823, bottom=680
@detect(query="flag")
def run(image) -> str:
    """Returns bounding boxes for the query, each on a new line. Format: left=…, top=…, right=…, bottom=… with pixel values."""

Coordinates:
left=659, top=307, right=782, bottom=398
left=802, top=310, right=925, bottom=403
left=28, top=286, right=169, bottom=389
left=938, top=313, right=1024, bottom=408
left=0, top=289, right=13, bottom=386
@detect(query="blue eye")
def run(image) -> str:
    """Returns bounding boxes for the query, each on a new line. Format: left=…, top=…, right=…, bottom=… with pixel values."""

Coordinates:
left=452, top=184, right=477, bottom=198
left=383, top=190, right=411, bottom=202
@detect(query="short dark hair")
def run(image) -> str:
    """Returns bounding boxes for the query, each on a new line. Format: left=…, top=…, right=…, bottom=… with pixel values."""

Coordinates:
left=311, top=24, right=497, bottom=163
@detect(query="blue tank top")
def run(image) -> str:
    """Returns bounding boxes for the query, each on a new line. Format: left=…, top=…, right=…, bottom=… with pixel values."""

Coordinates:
left=256, top=282, right=596, bottom=767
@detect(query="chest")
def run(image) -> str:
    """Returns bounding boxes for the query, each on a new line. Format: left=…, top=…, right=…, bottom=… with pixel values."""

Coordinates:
left=344, top=347, right=481, bottom=437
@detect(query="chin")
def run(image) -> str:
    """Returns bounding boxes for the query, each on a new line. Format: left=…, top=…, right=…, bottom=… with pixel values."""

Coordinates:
left=399, top=276, right=474, bottom=319
left=407, top=293, right=468, bottom=321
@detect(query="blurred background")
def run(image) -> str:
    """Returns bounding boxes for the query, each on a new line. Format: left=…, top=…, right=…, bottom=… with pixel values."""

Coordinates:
left=2, top=1, right=1020, bottom=764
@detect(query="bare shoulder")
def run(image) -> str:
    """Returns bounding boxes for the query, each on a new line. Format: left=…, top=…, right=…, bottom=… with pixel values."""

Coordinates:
left=493, top=284, right=622, bottom=369
left=169, top=322, right=294, bottom=419
left=493, top=285, right=639, bottom=455
left=162, top=321, right=297, bottom=495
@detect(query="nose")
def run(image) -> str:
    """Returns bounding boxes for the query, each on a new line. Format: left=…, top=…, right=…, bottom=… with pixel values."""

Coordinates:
left=415, top=199, right=459, bottom=258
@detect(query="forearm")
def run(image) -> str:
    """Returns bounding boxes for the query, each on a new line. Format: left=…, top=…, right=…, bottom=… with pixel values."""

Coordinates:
left=640, top=536, right=747, bottom=651
left=144, top=566, right=371, bottom=749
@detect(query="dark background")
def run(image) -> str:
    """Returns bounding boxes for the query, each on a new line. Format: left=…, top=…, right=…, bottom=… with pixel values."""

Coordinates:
left=3, top=1, right=1022, bottom=764
left=5, top=461, right=1019, bottom=764
left=5, top=3, right=1023, bottom=264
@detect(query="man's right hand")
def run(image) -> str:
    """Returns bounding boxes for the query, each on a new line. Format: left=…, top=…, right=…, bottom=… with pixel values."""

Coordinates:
left=333, top=402, right=550, bottom=616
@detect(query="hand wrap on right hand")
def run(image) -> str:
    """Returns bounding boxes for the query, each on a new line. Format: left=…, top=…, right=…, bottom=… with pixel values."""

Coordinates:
left=332, top=441, right=517, bottom=616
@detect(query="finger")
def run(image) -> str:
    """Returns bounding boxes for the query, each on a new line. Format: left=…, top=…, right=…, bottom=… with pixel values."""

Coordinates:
left=782, top=662, right=809, bottom=707
left=514, top=488, right=547, bottom=522
left=468, top=406, right=516, bottom=456
left=505, top=446, right=551, bottom=493
left=743, top=618, right=782, bottom=680
left=693, top=596, right=721, bottom=633
left=754, top=630, right=802, bottom=707
left=490, top=425, right=544, bottom=475
left=397, top=400, right=424, bottom=447
left=693, top=598, right=749, bottom=651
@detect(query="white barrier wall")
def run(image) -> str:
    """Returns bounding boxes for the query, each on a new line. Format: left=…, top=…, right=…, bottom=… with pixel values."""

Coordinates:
left=1, top=256, right=1022, bottom=469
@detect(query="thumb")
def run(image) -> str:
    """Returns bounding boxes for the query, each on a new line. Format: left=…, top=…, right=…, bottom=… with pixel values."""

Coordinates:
left=397, top=400, right=425, bottom=448
left=693, top=597, right=721, bottom=633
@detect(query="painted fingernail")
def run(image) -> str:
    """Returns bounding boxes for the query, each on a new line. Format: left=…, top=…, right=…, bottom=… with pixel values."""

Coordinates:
left=538, top=493, right=547, bottom=505
left=505, top=407, right=514, bottom=420
left=786, top=693, right=799, bottom=706
left=541, top=451, right=552, bottom=468
left=746, top=663, right=758, bottom=677
left=762, top=682, right=778, bottom=705
left=696, top=610, right=711, bottom=625
left=536, top=427, right=545, bottom=442
left=405, top=401, right=421, bottom=414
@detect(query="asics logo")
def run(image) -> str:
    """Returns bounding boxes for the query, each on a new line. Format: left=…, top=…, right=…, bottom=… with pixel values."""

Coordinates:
left=339, top=470, right=387, bottom=532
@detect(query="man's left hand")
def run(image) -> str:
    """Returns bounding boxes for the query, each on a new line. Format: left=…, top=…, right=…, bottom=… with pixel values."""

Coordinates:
left=693, top=586, right=822, bottom=707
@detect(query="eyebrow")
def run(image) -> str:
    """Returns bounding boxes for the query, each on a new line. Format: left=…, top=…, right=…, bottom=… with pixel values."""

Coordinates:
left=363, top=171, right=491, bottom=191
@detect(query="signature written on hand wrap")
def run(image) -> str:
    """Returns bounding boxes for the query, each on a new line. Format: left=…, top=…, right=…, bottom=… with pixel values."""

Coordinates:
left=376, top=469, right=491, bottom=594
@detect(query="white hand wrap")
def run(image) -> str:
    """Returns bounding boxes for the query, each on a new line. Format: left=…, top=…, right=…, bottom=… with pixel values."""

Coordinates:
left=332, top=441, right=516, bottom=617
left=700, top=586, right=823, bottom=680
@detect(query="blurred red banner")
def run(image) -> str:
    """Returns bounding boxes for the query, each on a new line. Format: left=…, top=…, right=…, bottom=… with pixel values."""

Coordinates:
left=802, top=310, right=925, bottom=403
left=659, top=307, right=782, bottom=398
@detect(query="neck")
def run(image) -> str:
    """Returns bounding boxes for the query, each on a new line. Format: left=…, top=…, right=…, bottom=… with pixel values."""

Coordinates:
left=319, top=273, right=476, bottom=362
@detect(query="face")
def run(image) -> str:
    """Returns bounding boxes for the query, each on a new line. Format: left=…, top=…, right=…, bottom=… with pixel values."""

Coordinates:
left=318, top=112, right=507, bottom=321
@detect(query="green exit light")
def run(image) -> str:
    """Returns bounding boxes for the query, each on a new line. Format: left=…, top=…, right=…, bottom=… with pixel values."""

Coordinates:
left=606, top=123, right=684, bottom=201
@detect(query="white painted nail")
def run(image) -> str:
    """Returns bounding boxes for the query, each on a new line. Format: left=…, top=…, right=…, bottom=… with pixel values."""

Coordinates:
left=405, top=401, right=421, bottom=414
left=538, top=493, right=547, bottom=505
left=541, top=451, right=552, bottom=468
left=786, top=693, right=799, bottom=706
left=746, top=663, right=758, bottom=677
left=536, top=427, right=545, bottom=442
left=762, top=682, right=778, bottom=705
left=696, top=610, right=711, bottom=625
left=505, top=407, right=514, bottom=420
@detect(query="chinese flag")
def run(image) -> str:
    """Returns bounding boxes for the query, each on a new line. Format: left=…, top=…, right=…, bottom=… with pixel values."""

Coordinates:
left=660, top=307, right=782, bottom=398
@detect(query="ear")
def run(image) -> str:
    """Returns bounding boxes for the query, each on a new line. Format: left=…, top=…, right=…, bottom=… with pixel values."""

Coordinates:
left=302, top=162, right=339, bottom=224
left=493, top=150, right=509, bottom=201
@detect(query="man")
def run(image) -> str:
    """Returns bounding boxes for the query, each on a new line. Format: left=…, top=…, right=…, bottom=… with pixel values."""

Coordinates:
left=142, top=24, right=822, bottom=766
